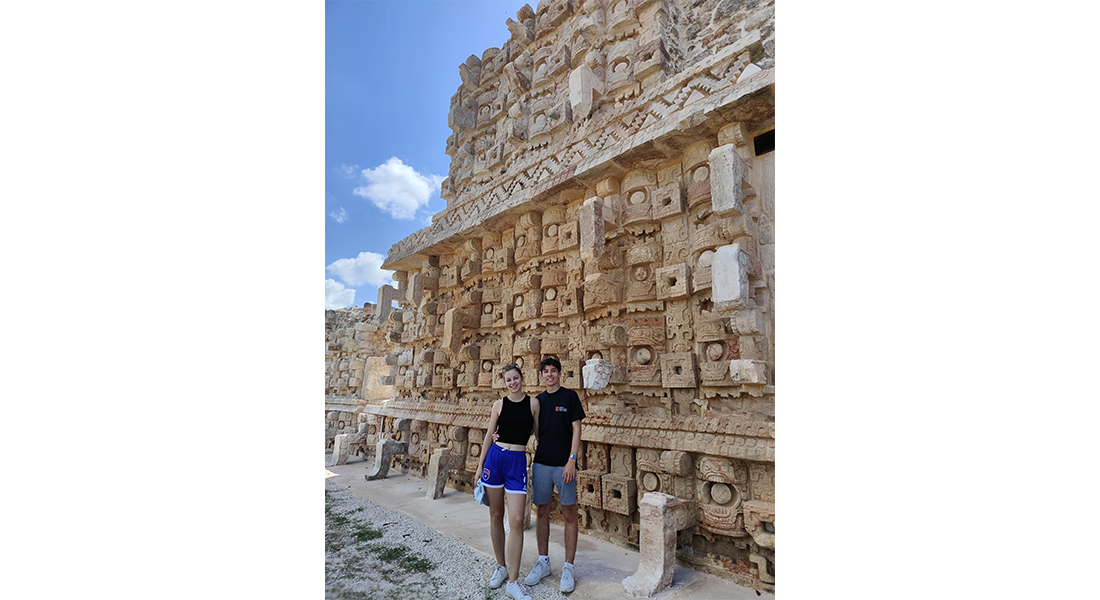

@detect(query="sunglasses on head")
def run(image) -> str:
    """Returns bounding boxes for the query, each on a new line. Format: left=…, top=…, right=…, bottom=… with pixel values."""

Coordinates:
left=501, top=363, right=519, bottom=371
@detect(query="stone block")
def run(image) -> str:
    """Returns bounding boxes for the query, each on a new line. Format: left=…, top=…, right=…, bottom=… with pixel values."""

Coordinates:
left=608, top=511, right=638, bottom=544
left=580, top=196, right=605, bottom=257
left=742, top=500, right=775, bottom=549
left=374, top=284, right=398, bottom=323
left=651, top=182, right=685, bottom=220
left=442, top=307, right=477, bottom=353
left=712, top=243, right=750, bottom=310
left=586, top=442, right=609, bottom=472
left=749, top=553, right=774, bottom=584
left=730, top=359, right=768, bottom=385
left=655, top=263, right=691, bottom=300
left=582, top=358, right=612, bottom=390
left=576, top=470, right=604, bottom=508
left=609, top=445, right=636, bottom=477
left=366, top=438, right=408, bottom=480
left=558, top=220, right=579, bottom=250
left=622, top=493, right=697, bottom=597
left=699, top=503, right=746, bottom=537
left=659, top=450, right=693, bottom=476
left=708, top=144, right=745, bottom=217
left=659, top=352, right=696, bottom=388
left=514, top=336, right=541, bottom=355
left=561, top=359, right=584, bottom=390
left=426, top=448, right=467, bottom=500
left=569, top=62, right=604, bottom=120
left=628, top=364, right=661, bottom=387
left=328, top=432, right=366, bottom=466
left=583, top=272, right=623, bottom=309
left=601, top=473, right=637, bottom=515
left=541, top=336, right=566, bottom=356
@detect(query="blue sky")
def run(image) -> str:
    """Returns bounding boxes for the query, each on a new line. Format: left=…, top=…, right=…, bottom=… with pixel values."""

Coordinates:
left=325, top=1, right=531, bottom=309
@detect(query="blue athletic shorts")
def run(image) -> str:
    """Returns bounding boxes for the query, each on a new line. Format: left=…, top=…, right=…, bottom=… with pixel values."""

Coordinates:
left=531, top=462, right=577, bottom=506
left=481, top=443, right=528, bottom=494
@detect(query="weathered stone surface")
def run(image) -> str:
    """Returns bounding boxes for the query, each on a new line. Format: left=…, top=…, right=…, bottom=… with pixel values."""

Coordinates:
left=328, top=432, right=366, bottom=467
left=332, top=0, right=776, bottom=591
left=582, top=357, right=612, bottom=390
left=742, top=500, right=775, bottom=549
left=366, top=439, right=408, bottom=481
left=622, top=492, right=697, bottom=597
left=426, top=448, right=466, bottom=500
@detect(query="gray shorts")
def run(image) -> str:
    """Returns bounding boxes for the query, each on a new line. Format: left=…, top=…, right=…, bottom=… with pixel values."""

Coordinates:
left=531, top=462, right=577, bottom=506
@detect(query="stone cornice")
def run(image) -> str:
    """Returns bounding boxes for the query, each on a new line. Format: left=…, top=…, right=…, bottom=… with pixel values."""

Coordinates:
left=382, top=49, right=773, bottom=271
left=361, top=398, right=775, bottom=464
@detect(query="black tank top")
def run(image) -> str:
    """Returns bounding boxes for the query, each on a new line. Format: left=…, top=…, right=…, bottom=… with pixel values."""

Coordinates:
left=496, top=395, right=534, bottom=445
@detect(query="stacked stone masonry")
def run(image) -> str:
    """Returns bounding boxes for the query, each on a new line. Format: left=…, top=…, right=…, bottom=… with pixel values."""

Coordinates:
left=325, top=304, right=398, bottom=452
left=347, top=0, right=775, bottom=593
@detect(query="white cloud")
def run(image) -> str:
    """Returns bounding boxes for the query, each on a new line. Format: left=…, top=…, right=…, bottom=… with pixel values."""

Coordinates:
left=339, top=163, right=359, bottom=179
left=325, top=279, right=356, bottom=310
left=329, top=207, right=348, bottom=223
left=326, top=251, right=395, bottom=288
left=353, top=157, right=443, bottom=220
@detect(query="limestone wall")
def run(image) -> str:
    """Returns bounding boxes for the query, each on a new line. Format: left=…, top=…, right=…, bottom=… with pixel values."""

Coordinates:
left=325, top=304, right=397, bottom=450
left=364, top=0, right=775, bottom=591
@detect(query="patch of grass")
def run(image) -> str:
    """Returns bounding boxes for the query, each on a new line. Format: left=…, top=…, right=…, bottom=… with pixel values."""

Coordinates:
left=352, top=523, right=383, bottom=542
left=368, top=543, right=435, bottom=574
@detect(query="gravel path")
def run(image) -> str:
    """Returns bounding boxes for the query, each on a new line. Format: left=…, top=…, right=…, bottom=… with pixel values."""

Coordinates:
left=325, top=479, right=570, bottom=600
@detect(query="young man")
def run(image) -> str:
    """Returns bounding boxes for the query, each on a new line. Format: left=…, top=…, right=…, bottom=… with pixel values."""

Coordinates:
left=523, top=356, right=585, bottom=593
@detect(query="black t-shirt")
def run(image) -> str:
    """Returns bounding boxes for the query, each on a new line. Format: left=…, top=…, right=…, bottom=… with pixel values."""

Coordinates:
left=532, top=387, right=585, bottom=467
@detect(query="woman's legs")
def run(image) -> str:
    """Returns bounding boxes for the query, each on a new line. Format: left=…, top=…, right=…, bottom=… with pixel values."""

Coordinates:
left=487, top=486, right=507, bottom=567
left=505, top=490, right=527, bottom=582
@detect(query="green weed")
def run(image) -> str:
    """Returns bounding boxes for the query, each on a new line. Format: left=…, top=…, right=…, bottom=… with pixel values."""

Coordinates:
left=352, top=523, right=383, bottom=542
left=368, top=543, right=435, bottom=574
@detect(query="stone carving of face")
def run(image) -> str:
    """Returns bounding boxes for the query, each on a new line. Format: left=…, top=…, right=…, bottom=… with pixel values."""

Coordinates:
left=706, top=342, right=725, bottom=362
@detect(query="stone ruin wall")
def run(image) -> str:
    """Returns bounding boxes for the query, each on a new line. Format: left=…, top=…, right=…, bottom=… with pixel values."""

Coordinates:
left=357, top=0, right=775, bottom=592
left=325, top=303, right=397, bottom=451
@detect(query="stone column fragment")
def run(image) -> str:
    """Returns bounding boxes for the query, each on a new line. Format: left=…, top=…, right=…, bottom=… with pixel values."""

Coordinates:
left=708, top=145, right=746, bottom=217
left=622, top=492, right=697, bottom=597
left=365, top=438, right=408, bottom=481
left=712, top=243, right=750, bottom=310
left=426, top=448, right=466, bottom=500
left=328, top=432, right=366, bottom=466
left=374, top=284, right=398, bottom=323
left=442, top=307, right=477, bottom=354
left=569, top=62, right=604, bottom=120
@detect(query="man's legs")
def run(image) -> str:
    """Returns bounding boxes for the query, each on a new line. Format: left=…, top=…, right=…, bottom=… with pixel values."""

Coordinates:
left=525, top=464, right=554, bottom=586
left=561, top=502, right=578, bottom=564
left=535, top=502, right=552, bottom=555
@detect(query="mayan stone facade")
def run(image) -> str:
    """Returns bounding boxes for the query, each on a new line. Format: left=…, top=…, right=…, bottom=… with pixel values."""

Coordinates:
left=325, top=304, right=397, bottom=452
left=363, top=0, right=774, bottom=592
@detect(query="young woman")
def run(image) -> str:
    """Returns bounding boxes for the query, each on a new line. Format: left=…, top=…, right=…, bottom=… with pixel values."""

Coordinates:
left=475, top=364, right=540, bottom=600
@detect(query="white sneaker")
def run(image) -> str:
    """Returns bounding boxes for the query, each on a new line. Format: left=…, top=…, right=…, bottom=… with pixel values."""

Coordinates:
left=505, top=581, right=532, bottom=600
left=489, top=564, right=509, bottom=589
left=524, top=558, right=551, bottom=585
left=560, top=564, right=575, bottom=593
